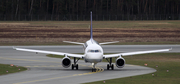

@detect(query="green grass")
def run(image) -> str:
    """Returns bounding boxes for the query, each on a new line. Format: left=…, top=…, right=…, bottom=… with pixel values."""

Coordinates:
left=0, top=42, right=78, bottom=46
left=31, top=20, right=180, bottom=29
left=47, top=53, right=180, bottom=84
left=0, top=41, right=179, bottom=46
left=0, top=20, right=180, bottom=45
left=1, top=20, right=180, bottom=29
left=85, top=53, right=180, bottom=84
left=0, top=64, right=27, bottom=75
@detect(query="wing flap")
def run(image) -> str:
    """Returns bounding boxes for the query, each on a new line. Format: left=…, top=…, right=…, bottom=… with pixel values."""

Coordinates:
left=15, top=47, right=83, bottom=58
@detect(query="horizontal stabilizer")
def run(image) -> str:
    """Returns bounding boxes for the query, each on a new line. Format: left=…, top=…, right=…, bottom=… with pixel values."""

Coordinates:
left=63, top=41, right=84, bottom=45
left=99, top=41, right=119, bottom=45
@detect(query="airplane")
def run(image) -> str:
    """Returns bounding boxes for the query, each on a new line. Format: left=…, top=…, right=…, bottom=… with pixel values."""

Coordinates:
left=14, top=12, right=172, bottom=72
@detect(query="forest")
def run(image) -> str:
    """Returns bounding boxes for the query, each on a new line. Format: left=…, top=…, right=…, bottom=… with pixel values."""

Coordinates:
left=0, top=0, right=180, bottom=21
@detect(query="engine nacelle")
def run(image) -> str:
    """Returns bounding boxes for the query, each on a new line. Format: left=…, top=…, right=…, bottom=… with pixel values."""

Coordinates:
left=62, top=57, right=71, bottom=68
left=115, top=57, right=125, bottom=68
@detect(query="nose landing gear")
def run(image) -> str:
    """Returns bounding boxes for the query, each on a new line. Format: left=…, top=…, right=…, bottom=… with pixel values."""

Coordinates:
left=92, top=63, right=96, bottom=72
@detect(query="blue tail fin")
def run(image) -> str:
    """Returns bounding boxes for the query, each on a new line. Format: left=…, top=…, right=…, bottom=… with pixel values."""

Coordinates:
left=90, top=11, right=93, bottom=39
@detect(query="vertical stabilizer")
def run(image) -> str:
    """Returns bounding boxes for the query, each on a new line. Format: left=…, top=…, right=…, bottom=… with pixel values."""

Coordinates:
left=90, top=11, right=93, bottom=39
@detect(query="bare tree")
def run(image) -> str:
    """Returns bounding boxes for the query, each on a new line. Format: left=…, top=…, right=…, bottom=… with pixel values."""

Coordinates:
left=77, top=0, right=79, bottom=14
left=15, top=0, right=19, bottom=18
left=85, top=0, right=87, bottom=14
left=52, top=2, right=55, bottom=17
left=144, top=0, right=148, bottom=14
left=107, top=0, right=109, bottom=14
left=29, top=0, right=34, bottom=16
left=72, top=0, right=75, bottom=15
left=47, top=0, right=49, bottom=15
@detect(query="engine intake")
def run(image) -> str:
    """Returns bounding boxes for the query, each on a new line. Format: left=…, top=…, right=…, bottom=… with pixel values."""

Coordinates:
left=62, top=57, right=71, bottom=68
left=115, top=57, right=125, bottom=68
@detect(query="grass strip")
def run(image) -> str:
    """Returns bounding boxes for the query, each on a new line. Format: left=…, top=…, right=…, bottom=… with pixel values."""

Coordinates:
left=0, top=64, right=27, bottom=75
left=47, top=53, right=180, bottom=84
left=86, top=53, right=180, bottom=84
left=1, top=41, right=180, bottom=46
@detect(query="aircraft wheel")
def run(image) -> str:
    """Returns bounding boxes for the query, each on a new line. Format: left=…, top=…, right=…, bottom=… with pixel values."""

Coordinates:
left=111, top=64, right=114, bottom=70
left=72, top=64, right=74, bottom=70
left=76, top=64, right=78, bottom=70
left=92, top=68, right=94, bottom=72
left=107, top=64, right=110, bottom=70
left=92, top=68, right=96, bottom=72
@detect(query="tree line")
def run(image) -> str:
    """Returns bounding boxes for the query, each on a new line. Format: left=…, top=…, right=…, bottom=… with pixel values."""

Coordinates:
left=0, top=0, right=180, bottom=21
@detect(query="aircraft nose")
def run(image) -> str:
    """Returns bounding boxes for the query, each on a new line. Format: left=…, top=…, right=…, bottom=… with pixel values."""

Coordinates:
left=86, top=53, right=103, bottom=59
left=86, top=53, right=103, bottom=63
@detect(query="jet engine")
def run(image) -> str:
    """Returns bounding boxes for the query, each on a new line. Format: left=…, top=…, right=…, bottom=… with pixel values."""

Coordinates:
left=62, top=57, right=71, bottom=68
left=115, top=57, right=125, bottom=68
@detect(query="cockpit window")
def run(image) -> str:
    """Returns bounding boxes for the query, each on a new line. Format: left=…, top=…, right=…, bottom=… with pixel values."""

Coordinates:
left=90, top=50, right=95, bottom=52
left=88, top=50, right=101, bottom=53
left=95, top=50, right=99, bottom=52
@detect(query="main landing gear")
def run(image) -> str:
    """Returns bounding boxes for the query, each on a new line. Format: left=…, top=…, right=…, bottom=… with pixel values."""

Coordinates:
left=106, top=58, right=114, bottom=70
left=72, top=57, right=80, bottom=70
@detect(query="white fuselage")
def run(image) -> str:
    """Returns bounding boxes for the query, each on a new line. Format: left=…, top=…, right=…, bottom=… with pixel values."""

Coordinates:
left=84, top=39, right=104, bottom=63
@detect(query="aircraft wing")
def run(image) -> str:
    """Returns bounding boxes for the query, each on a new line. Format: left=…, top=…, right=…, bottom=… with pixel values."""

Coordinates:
left=14, top=47, right=84, bottom=58
left=103, top=48, right=172, bottom=58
